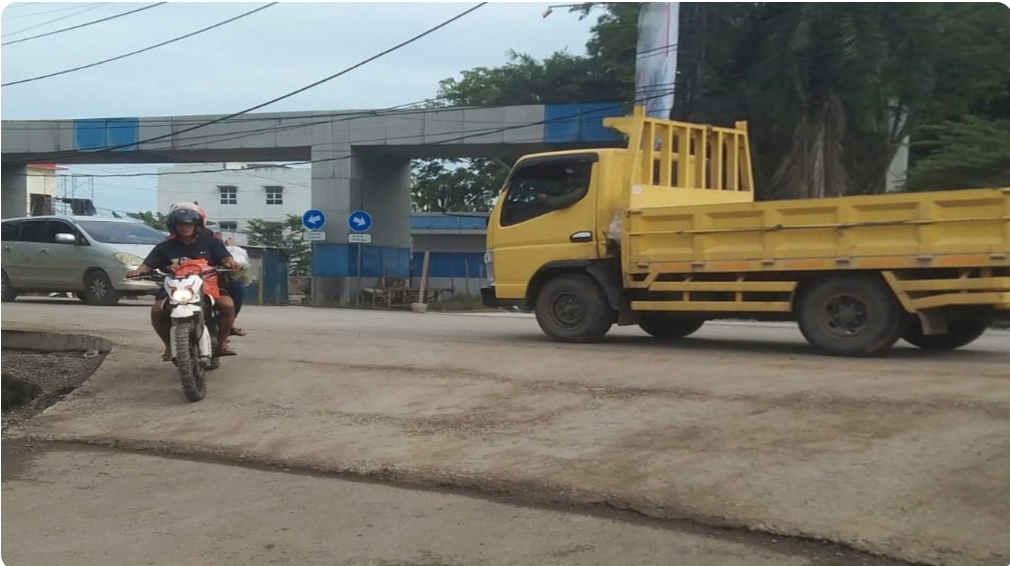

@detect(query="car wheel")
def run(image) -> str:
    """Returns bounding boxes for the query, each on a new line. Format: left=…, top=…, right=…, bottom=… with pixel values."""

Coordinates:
left=82, top=270, right=121, bottom=306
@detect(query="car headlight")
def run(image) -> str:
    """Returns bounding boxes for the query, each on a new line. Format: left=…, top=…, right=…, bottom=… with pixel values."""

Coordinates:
left=171, top=288, right=196, bottom=304
left=114, top=252, right=145, bottom=267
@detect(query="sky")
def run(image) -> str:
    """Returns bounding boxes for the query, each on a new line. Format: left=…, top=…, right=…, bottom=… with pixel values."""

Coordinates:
left=1, top=1, right=598, bottom=214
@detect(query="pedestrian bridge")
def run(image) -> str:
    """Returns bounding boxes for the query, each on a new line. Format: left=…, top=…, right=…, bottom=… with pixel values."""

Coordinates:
left=1, top=102, right=627, bottom=302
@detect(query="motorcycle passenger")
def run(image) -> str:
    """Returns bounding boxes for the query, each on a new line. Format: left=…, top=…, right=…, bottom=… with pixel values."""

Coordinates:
left=165, top=202, right=247, bottom=336
left=126, top=207, right=241, bottom=360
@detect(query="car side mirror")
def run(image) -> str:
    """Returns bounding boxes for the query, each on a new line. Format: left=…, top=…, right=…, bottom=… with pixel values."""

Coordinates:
left=55, top=233, right=77, bottom=244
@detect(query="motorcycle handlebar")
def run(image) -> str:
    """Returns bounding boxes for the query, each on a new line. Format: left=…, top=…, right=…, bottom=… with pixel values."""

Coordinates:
left=126, top=267, right=235, bottom=280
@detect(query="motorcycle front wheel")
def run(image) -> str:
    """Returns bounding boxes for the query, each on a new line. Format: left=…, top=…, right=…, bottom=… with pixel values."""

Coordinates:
left=172, top=320, right=206, bottom=402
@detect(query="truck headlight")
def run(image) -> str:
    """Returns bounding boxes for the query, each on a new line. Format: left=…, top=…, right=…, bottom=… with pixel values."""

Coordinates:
left=484, top=250, right=494, bottom=284
left=114, top=252, right=145, bottom=267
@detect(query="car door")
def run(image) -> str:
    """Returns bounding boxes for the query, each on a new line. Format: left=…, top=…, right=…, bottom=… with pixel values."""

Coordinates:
left=42, top=219, right=89, bottom=289
left=14, top=219, right=59, bottom=290
left=492, top=154, right=601, bottom=300
left=1, top=220, right=28, bottom=287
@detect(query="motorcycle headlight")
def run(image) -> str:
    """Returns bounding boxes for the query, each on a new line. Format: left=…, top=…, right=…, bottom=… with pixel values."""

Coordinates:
left=171, top=288, right=196, bottom=304
left=114, top=252, right=145, bottom=267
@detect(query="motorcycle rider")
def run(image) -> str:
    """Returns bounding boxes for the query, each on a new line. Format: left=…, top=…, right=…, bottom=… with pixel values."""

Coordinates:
left=126, top=206, right=241, bottom=360
left=165, top=202, right=249, bottom=337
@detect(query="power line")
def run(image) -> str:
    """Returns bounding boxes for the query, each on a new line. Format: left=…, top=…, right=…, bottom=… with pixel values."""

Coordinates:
left=1, top=3, right=278, bottom=87
left=2, top=2, right=105, bottom=21
left=1, top=3, right=106, bottom=33
left=2, top=3, right=168, bottom=46
left=19, top=2, right=489, bottom=158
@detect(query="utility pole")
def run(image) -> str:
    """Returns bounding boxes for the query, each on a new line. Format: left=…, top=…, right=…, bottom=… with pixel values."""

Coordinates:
left=671, top=2, right=706, bottom=121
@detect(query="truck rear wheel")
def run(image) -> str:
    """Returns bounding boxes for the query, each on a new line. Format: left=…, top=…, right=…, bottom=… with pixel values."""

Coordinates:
left=639, top=316, right=704, bottom=339
left=796, top=275, right=904, bottom=357
left=902, top=319, right=990, bottom=350
left=535, top=274, right=613, bottom=343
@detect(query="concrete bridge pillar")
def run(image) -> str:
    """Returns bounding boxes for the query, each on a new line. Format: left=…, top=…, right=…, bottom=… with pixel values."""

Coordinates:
left=309, top=145, right=412, bottom=305
left=1, top=163, right=28, bottom=219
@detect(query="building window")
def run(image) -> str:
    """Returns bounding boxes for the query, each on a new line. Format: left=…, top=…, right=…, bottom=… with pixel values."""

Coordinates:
left=219, top=185, right=237, bottom=205
left=265, top=186, right=283, bottom=205
left=218, top=221, right=238, bottom=232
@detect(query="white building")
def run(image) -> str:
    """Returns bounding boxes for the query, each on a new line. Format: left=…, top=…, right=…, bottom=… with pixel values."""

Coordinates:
left=26, top=163, right=62, bottom=215
left=156, top=163, right=311, bottom=245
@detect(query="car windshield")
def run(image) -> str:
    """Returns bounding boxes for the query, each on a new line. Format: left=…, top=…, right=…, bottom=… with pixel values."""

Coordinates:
left=76, top=221, right=166, bottom=245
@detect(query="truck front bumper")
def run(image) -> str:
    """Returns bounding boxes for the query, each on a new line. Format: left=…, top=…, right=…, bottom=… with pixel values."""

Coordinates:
left=480, top=285, right=499, bottom=308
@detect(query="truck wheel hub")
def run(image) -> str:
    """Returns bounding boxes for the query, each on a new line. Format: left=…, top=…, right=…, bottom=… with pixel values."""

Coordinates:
left=824, top=295, right=867, bottom=335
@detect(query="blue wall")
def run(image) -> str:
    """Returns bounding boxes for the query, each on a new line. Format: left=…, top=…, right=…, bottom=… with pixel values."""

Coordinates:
left=411, top=252, right=485, bottom=279
left=312, top=244, right=410, bottom=278
left=410, top=215, right=487, bottom=231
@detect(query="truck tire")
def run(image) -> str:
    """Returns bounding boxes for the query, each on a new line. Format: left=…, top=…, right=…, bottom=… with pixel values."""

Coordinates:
left=796, top=275, right=905, bottom=357
left=902, top=319, right=990, bottom=350
left=535, top=274, right=613, bottom=343
left=639, top=316, right=704, bottom=339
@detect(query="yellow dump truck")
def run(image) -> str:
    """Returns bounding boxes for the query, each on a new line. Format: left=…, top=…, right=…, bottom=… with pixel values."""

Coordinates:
left=480, top=106, right=1010, bottom=357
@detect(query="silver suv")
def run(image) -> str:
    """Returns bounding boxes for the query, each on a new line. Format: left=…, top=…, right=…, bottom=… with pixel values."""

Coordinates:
left=2, top=215, right=164, bottom=305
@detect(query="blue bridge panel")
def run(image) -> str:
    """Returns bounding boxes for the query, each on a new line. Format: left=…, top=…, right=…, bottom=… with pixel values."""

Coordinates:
left=543, top=103, right=624, bottom=143
left=73, top=118, right=139, bottom=151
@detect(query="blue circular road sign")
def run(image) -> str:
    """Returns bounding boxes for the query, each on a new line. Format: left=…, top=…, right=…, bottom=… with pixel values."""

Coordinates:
left=302, top=209, right=327, bottom=231
left=347, top=210, right=373, bottom=233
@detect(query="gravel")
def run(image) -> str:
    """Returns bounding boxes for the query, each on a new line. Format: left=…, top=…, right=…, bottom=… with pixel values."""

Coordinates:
left=1, top=349, right=106, bottom=429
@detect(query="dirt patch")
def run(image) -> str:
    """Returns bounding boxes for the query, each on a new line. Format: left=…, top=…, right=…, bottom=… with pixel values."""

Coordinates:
left=2, top=349, right=106, bottom=429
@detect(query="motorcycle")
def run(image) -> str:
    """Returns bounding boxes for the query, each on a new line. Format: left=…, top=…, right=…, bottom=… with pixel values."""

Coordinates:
left=130, top=262, right=230, bottom=402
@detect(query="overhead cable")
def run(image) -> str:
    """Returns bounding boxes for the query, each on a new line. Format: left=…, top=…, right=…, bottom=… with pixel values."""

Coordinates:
left=2, top=2, right=278, bottom=87
left=2, top=2, right=168, bottom=46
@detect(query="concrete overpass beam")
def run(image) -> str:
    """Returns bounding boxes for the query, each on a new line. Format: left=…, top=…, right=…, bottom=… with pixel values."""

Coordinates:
left=308, top=147, right=412, bottom=305
left=1, top=164, right=28, bottom=219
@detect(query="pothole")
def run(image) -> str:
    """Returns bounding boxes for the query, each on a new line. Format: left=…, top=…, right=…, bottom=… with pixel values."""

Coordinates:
left=2, top=330, right=112, bottom=428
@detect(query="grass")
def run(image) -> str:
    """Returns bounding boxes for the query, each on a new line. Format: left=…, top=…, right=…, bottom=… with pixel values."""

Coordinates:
left=297, top=293, right=495, bottom=312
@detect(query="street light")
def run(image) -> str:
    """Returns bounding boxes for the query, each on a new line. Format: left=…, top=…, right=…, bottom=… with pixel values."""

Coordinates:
left=541, top=3, right=591, bottom=18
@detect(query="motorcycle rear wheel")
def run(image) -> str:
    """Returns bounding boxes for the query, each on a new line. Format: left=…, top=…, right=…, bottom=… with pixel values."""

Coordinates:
left=173, top=320, right=206, bottom=402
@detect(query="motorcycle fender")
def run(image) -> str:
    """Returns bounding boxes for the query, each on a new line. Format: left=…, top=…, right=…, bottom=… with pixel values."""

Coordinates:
left=170, top=304, right=201, bottom=318
left=198, top=325, right=213, bottom=358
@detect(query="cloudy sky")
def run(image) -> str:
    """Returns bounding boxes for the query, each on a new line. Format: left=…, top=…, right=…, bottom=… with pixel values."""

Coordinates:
left=1, top=1, right=597, bottom=213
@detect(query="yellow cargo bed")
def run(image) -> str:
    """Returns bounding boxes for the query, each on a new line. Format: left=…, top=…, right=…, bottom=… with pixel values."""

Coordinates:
left=601, top=108, right=1010, bottom=315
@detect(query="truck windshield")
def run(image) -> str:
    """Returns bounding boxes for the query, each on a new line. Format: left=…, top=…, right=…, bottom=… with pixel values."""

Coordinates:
left=76, top=221, right=166, bottom=245
left=500, top=159, right=592, bottom=226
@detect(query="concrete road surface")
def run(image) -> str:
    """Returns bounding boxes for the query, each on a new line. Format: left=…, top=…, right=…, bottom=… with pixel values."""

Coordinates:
left=3, top=440, right=906, bottom=566
left=2, top=299, right=1008, bottom=566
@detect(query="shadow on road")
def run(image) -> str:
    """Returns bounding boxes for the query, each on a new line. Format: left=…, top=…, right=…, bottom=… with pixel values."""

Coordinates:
left=497, top=330, right=1010, bottom=364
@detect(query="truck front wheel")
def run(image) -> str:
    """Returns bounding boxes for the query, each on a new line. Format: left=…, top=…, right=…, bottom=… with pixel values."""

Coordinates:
left=796, top=275, right=905, bottom=357
left=902, top=319, right=990, bottom=350
left=535, top=274, right=613, bottom=343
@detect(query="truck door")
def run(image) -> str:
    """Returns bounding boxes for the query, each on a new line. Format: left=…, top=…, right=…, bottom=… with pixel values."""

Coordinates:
left=492, top=154, right=600, bottom=300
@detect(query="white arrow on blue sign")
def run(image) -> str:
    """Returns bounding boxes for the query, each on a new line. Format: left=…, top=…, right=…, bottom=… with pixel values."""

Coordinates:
left=347, top=210, right=372, bottom=233
left=302, top=209, right=327, bottom=231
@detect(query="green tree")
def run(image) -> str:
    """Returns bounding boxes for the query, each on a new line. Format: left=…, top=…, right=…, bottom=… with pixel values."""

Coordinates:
left=245, top=215, right=311, bottom=276
left=114, top=210, right=167, bottom=231
left=415, top=2, right=1010, bottom=206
